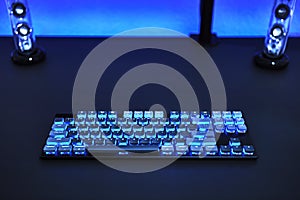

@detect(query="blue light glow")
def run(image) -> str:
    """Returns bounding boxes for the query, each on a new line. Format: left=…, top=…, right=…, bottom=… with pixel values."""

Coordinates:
left=0, top=0, right=299, bottom=36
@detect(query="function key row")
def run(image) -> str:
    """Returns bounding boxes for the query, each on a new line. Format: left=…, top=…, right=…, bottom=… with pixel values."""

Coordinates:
left=73, top=111, right=243, bottom=120
left=54, top=117, right=246, bottom=128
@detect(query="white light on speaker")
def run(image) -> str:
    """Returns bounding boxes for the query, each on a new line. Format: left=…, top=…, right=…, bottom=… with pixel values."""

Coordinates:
left=12, top=2, right=26, bottom=17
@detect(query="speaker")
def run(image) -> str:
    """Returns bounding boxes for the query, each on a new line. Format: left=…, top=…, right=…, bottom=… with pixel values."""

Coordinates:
left=6, top=0, right=45, bottom=65
left=254, top=0, right=296, bottom=69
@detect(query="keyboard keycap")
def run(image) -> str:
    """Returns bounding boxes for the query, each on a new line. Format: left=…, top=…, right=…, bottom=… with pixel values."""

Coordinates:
left=161, top=145, right=174, bottom=153
left=159, top=118, right=169, bottom=125
left=111, top=125, right=121, bottom=133
left=144, top=111, right=153, bottom=118
left=212, top=111, right=221, bottom=119
left=222, top=111, right=232, bottom=118
left=186, top=138, right=202, bottom=146
left=73, top=145, right=86, bottom=155
left=187, top=124, right=198, bottom=132
left=170, top=118, right=181, bottom=125
left=243, top=145, right=255, bottom=155
left=127, top=118, right=137, bottom=125
left=224, top=118, right=234, bottom=125
left=180, top=118, right=191, bottom=125
left=117, top=118, right=127, bottom=125
left=151, top=138, right=162, bottom=146
left=117, top=138, right=128, bottom=146
left=49, top=131, right=67, bottom=138
left=98, top=111, right=107, bottom=119
left=82, top=138, right=93, bottom=146
left=174, top=138, right=186, bottom=145
left=157, top=131, right=167, bottom=139
left=235, top=118, right=245, bottom=125
left=180, top=111, right=189, bottom=119
left=138, top=118, right=148, bottom=126
left=112, top=131, right=123, bottom=138
left=190, top=145, right=204, bottom=155
left=65, top=118, right=75, bottom=125
left=94, top=139, right=105, bottom=146
left=121, top=124, right=132, bottom=132
left=192, top=131, right=206, bottom=139
left=154, top=111, right=164, bottom=118
left=58, top=145, right=72, bottom=155
left=139, top=138, right=150, bottom=145
left=168, top=131, right=178, bottom=138
left=203, top=137, right=216, bottom=146
left=144, top=124, right=154, bottom=132
left=149, top=118, right=159, bottom=125
left=154, top=125, right=164, bottom=132
left=229, top=138, right=241, bottom=146
left=162, top=138, right=172, bottom=145
left=190, top=111, right=200, bottom=118
left=129, top=138, right=139, bottom=146
left=134, top=111, right=143, bottom=119
left=232, top=111, right=242, bottom=119
left=205, top=145, right=218, bottom=156
left=77, top=111, right=87, bottom=119
left=200, top=111, right=210, bottom=118
left=123, top=111, right=133, bottom=118
left=220, top=145, right=231, bottom=155
left=100, top=124, right=110, bottom=132
left=145, top=130, right=156, bottom=138
left=52, top=124, right=68, bottom=132
left=175, top=145, right=188, bottom=153
left=237, top=124, right=247, bottom=133
left=177, top=124, right=187, bottom=132
left=107, top=118, right=117, bottom=125
left=226, top=125, right=236, bottom=134
left=90, top=131, right=101, bottom=139
left=89, top=124, right=100, bottom=132
left=165, top=124, right=175, bottom=132
left=78, top=125, right=89, bottom=132
left=231, top=146, right=243, bottom=155
left=46, top=138, right=71, bottom=146
left=67, top=131, right=78, bottom=138
left=134, top=131, right=145, bottom=138
left=123, top=131, right=134, bottom=138
left=170, top=111, right=180, bottom=119
left=43, top=145, right=57, bottom=155
left=108, top=111, right=117, bottom=119
left=88, top=144, right=159, bottom=153
left=87, top=111, right=97, bottom=119
left=180, top=131, right=192, bottom=139
left=215, top=124, right=225, bottom=133
left=54, top=118, right=64, bottom=125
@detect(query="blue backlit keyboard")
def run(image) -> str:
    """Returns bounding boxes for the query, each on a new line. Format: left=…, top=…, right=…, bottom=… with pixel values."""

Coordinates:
left=41, top=111, right=257, bottom=159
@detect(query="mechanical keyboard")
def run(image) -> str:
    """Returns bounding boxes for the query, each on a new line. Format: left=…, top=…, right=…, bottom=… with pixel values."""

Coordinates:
left=41, top=111, right=257, bottom=159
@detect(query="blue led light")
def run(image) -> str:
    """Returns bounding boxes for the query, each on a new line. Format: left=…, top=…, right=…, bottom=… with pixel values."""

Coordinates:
left=49, top=131, right=68, bottom=138
left=226, top=125, right=236, bottom=134
left=170, top=111, right=180, bottom=119
left=54, top=118, right=64, bottom=125
left=237, top=124, right=247, bottom=133
left=235, top=118, right=245, bottom=125
left=98, top=111, right=107, bottom=119
left=52, top=124, right=68, bottom=132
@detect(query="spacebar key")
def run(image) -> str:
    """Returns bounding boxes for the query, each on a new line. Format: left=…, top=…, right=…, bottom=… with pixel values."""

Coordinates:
left=87, top=145, right=159, bottom=153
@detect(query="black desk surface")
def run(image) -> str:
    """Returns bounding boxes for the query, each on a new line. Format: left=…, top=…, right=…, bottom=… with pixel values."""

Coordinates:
left=0, top=37, right=299, bottom=200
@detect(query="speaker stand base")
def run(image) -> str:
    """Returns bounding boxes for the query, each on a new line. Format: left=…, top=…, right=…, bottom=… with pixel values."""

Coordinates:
left=11, top=47, right=46, bottom=65
left=254, top=52, right=289, bottom=69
